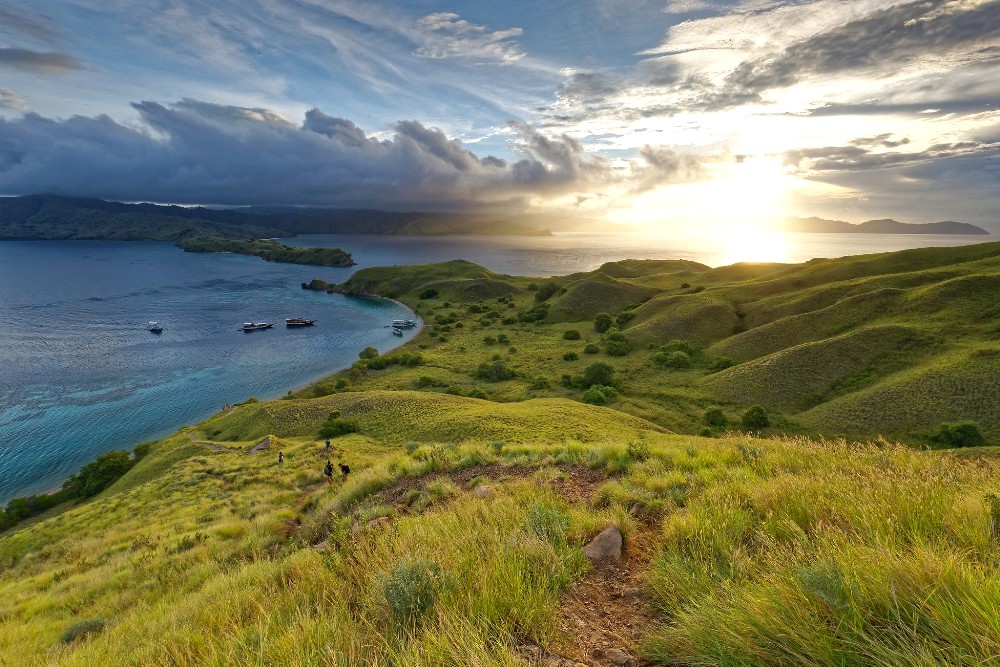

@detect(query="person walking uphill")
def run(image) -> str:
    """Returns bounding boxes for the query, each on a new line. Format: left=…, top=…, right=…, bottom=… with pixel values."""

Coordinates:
left=323, top=460, right=334, bottom=484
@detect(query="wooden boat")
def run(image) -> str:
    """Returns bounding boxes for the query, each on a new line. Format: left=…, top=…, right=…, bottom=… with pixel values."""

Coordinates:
left=147, top=321, right=163, bottom=334
left=239, top=322, right=273, bottom=331
left=285, top=318, right=316, bottom=326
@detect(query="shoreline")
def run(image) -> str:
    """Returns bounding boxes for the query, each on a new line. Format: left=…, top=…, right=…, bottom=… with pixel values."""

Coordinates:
left=4, top=294, right=422, bottom=508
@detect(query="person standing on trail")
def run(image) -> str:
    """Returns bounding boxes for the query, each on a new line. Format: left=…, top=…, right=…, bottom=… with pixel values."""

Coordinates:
left=324, top=460, right=334, bottom=483
left=278, top=452, right=284, bottom=465
left=325, top=438, right=331, bottom=452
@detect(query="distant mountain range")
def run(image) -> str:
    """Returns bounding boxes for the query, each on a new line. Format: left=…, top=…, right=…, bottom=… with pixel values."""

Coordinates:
left=0, top=194, right=597, bottom=241
left=784, top=217, right=989, bottom=235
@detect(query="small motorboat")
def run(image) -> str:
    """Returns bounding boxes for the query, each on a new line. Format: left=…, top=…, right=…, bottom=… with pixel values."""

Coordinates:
left=391, top=326, right=403, bottom=336
left=285, top=318, right=316, bottom=326
left=147, top=321, right=163, bottom=334
left=239, top=322, right=274, bottom=331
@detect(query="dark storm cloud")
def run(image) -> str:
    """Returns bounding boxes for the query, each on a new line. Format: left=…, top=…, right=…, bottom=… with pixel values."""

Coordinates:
left=723, top=0, right=1000, bottom=103
left=0, top=100, right=614, bottom=207
left=0, top=47, right=84, bottom=74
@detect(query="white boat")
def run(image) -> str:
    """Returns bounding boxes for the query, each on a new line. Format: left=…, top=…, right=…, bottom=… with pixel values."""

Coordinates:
left=391, top=327, right=403, bottom=336
left=239, top=322, right=274, bottom=331
left=147, top=321, right=163, bottom=333
left=391, top=319, right=418, bottom=328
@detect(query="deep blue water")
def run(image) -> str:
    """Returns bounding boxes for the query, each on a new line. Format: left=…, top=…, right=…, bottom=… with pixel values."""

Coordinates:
left=0, top=241, right=415, bottom=503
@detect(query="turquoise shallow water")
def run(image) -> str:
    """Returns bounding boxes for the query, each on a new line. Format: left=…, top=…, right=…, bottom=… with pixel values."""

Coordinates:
left=0, top=241, right=415, bottom=503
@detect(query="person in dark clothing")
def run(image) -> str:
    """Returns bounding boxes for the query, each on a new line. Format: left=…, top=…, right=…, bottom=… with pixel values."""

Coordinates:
left=278, top=452, right=284, bottom=464
left=325, top=439, right=331, bottom=452
left=339, top=463, right=350, bottom=479
left=323, top=460, right=334, bottom=483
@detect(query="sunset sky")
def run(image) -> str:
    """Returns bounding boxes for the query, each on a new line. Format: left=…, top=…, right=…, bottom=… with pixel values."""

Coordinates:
left=1, top=0, right=998, bottom=230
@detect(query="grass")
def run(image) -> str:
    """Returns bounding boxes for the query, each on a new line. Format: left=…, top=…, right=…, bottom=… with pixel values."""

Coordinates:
left=2, top=241, right=1000, bottom=665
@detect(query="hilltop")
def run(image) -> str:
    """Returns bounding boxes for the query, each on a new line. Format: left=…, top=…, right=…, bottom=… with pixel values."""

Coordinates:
left=1, top=242, right=998, bottom=665
left=784, top=216, right=990, bottom=235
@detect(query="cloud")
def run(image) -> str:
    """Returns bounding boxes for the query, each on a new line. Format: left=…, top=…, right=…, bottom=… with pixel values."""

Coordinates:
left=0, top=7, right=62, bottom=46
left=0, top=47, right=85, bottom=74
left=0, top=88, right=28, bottom=111
left=784, top=138, right=995, bottom=172
left=662, top=0, right=717, bottom=14
left=0, top=99, right=620, bottom=208
left=413, top=12, right=524, bottom=62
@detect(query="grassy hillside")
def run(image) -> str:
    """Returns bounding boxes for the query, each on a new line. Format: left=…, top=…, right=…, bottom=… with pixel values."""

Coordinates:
left=2, top=241, right=1000, bottom=665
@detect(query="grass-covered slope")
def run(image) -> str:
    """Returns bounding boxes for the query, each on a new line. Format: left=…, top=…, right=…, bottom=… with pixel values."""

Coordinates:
left=547, top=273, right=658, bottom=321
left=625, top=294, right=740, bottom=347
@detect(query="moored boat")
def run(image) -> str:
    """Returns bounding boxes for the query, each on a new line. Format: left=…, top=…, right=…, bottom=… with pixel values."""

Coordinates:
left=285, top=318, right=316, bottom=326
left=239, top=322, right=274, bottom=331
left=391, top=326, right=403, bottom=336
left=391, top=319, right=418, bottom=328
left=147, top=321, right=163, bottom=334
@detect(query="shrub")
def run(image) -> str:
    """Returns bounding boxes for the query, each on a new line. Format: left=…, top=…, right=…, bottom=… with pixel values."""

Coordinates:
left=335, top=378, right=352, bottom=391
left=661, top=340, right=695, bottom=355
left=615, top=311, right=635, bottom=327
left=364, top=355, right=389, bottom=370
left=467, top=388, right=488, bottom=399
left=530, top=376, right=551, bottom=390
left=741, top=405, right=770, bottom=431
left=474, top=360, right=515, bottom=382
left=320, top=419, right=359, bottom=438
left=359, top=346, right=379, bottom=360
left=483, top=335, right=497, bottom=345
left=606, top=340, right=630, bottom=356
left=60, top=618, right=106, bottom=643
left=710, top=357, right=734, bottom=371
left=535, top=281, right=560, bottom=302
left=626, top=440, right=651, bottom=461
left=583, top=362, right=614, bottom=387
left=418, top=288, right=439, bottom=299
left=497, top=333, right=510, bottom=344
left=930, top=422, right=985, bottom=448
left=563, top=329, right=581, bottom=340
left=583, top=384, right=618, bottom=405
left=704, top=408, right=728, bottom=427
left=63, top=450, right=133, bottom=499
left=381, top=559, right=443, bottom=619
left=563, top=351, right=579, bottom=361
left=584, top=343, right=600, bottom=354
left=594, top=312, right=614, bottom=333
left=654, top=350, right=690, bottom=368
left=518, top=303, right=549, bottom=322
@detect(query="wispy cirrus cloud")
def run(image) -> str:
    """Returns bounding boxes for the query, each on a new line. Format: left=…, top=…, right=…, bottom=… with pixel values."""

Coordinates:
left=413, top=12, right=524, bottom=62
left=0, top=88, right=28, bottom=111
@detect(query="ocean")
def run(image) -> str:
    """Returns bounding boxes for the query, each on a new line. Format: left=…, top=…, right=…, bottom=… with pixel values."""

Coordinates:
left=0, top=231, right=991, bottom=503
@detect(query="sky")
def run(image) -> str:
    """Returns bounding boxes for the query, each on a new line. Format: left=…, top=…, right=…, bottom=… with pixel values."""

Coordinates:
left=0, top=0, right=998, bottom=231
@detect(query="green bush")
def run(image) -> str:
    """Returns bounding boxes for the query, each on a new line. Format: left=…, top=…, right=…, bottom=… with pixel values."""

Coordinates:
left=381, top=559, right=443, bottom=619
left=467, top=388, right=488, bottom=399
left=930, top=422, right=985, bottom=448
left=320, top=419, right=359, bottom=438
left=583, top=362, right=615, bottom=387
left=704, top=408, right=728, bottom=427
left=518, top=303, right=549, bottom=322
left=583, top=384, right=618, bottom=405
left=563, top=329, right=581, bottom=340
left=474, top=360, right=516, bottom=382
left=497, top=333, right=510, bottom=345
left=594, top=312, right=614, bottom=333
left=741, top=405, right=770, bottom=431
left=529, top=376, right=550, bottom=390
left=606, top=340, right=630, bottom=356
left=563, top=351, right=579, bottom=361
left=616, top=311, right=635, bottom=327
left=359, top=346, right=379, bottom=360
left=654, top=350, right=690, bottom=368
left=584, top=343, right=600, bottom=354
left=60, top=618, right=106, bottom=643
left=418, top=288, right=439, bottom=299
left=535, top=281, right=560, bottom=302
left=661, top=340, right=695, bottom=355
left=710, top=357, right=734, bottom=371
left=63, top=451, right=134, bottom=499
left=626, top=440, right=651, bottom=461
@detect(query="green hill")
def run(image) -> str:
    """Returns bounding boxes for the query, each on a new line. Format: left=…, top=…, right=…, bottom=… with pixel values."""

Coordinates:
left=3, top=240, right=1000, bottom=666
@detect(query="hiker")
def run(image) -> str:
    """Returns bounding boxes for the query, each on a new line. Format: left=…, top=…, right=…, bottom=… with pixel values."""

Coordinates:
left=339, top=462, right=350, bottom=479
left=325, top=438, right=331, bottom=453
left=278, top=452, right=284, bottom=464
left=323, top=460, right=334, bottom=483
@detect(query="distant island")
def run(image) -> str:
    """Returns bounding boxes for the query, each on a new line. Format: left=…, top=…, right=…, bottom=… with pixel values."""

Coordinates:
left=176, top=235, right=355, bottom=267
left=784, top=216, right=989, bottom=235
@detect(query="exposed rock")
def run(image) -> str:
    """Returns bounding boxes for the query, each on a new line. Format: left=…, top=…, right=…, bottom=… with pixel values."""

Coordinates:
left=604, top=647, right=634, bottom=666
left=583, top=526, right=623, bottom=566
left=628, top=502, right=642, bottom=516
left=472, top=485, right=495, bottom=498
left=311, top=540, right=330, bottom=551
left=246, top=435, right=271, bottom=455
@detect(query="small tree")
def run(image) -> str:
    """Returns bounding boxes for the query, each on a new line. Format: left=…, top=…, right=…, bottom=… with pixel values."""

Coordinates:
left=359, top=346, right=379, bottom=360
left=584, top=343, right=600, bottom=354
left=418, top=288, right=439, bottom=299
left=583, top=362, right=614, bottom=387
left=535, top=281, right=560, bottom=302
left=741, top=405, right=769, bottom=431
left=704, top=408, right=727, bottom=427
left=63, top=451, right=133, bottom=499
left=655, top=350, right=691, bottom=368
left=474, top=360, right=515, bottom=382
left=594, top=312, right=614, bottom=333
left=563, top=329, right=581, bottom=340
left=931, top=422, right=985, bottom=448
